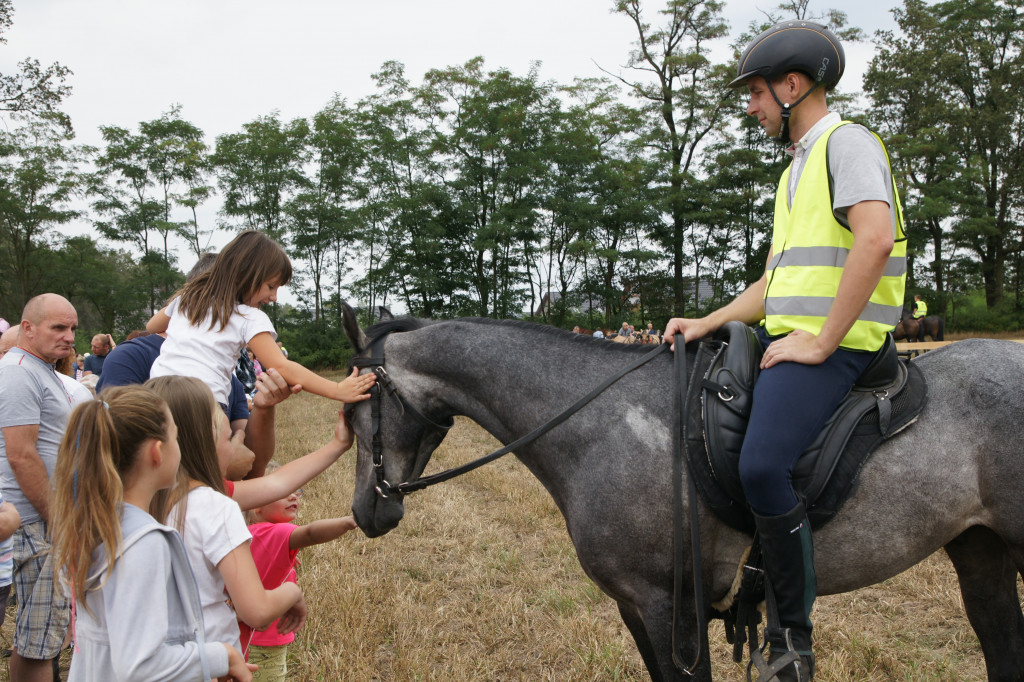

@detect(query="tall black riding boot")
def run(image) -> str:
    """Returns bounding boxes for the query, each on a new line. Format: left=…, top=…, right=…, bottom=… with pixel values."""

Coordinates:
left=754, top=501, right=816, bottom=681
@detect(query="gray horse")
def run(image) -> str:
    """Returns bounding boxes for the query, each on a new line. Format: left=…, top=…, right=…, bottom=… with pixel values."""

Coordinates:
left=342, top=307, right=1024, bottom=682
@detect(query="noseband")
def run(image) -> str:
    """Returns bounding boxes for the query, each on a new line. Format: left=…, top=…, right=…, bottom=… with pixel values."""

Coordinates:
left=350, top=334, right=454, bottom=499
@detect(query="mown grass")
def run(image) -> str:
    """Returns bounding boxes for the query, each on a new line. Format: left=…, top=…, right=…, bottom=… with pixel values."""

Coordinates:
left=0, top=366, right=1011, bottom=680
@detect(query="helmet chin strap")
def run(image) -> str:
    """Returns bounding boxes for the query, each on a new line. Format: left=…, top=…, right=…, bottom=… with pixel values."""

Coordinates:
left=765, top=79, right=821, bottom=144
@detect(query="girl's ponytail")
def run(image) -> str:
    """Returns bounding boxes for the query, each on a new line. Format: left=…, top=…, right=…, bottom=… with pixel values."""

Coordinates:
left=51, top=386, right=169, bottom=608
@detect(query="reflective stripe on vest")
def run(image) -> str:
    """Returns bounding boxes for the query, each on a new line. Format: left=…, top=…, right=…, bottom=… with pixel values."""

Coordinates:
left=764, top=120, right=907, bottom=352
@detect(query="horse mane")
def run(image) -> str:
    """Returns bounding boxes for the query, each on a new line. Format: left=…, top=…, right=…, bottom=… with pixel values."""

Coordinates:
left=365, top=317, right=431, bottom=344
left=367, top=316, right=657, bottom=356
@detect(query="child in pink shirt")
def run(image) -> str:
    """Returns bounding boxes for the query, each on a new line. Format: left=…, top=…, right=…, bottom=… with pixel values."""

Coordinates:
left=240, top=466, right=358, bottom=680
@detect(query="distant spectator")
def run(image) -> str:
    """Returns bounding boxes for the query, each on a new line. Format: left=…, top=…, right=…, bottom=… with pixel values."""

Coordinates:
left=593, top=329, right=604, bottom=339
left=248, top=348, right=263, bottom=378
left=618, top=321, right=630, bottom=337
left=572, top=326, right=581, bottom=334
left=84, top=333, right=114, bottom=376
left=277, top=341, right=288, bottom=358
left=0, top=327, right=18, bottom=361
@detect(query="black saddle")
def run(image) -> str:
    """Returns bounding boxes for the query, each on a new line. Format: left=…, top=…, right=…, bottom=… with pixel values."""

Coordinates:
left=685, top=321, right=928, bottom=535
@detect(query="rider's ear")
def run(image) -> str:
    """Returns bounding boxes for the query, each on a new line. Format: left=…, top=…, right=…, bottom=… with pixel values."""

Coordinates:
left=342, top=302, right=370, bottom=353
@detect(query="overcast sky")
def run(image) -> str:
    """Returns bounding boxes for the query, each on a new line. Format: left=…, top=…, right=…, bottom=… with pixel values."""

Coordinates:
left=0, top=0, right=903, bottom=298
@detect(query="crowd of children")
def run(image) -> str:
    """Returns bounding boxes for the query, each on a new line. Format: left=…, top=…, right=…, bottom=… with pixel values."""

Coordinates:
left=44, top=230, right=372, bottom=681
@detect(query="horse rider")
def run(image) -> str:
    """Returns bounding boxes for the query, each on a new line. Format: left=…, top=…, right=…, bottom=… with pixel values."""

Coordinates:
left=911, top=295, right=928, bottom=341
left=663, top=22, right=906, bottom=680
left=911, top=294, right=927, bottom=319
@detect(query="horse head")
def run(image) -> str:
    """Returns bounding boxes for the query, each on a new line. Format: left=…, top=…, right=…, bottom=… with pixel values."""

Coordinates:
left=342, top=303, right=453, bottom=538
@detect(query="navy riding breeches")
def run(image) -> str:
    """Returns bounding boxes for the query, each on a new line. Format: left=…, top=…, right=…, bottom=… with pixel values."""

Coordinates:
left=739, top=326, right=875, bottom=516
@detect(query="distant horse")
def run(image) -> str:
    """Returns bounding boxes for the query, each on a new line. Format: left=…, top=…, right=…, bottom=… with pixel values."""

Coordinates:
left=895, top=309, right=945, bottom=342
left=343, top=306, right=1024, bottom=682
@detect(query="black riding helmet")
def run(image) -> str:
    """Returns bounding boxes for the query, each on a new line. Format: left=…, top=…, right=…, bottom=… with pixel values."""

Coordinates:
left=730, top=21, right=845, bottom=142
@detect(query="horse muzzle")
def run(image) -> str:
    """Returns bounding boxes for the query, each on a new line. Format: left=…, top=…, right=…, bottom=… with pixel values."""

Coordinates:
left=353, top=491, right=405, bottom=538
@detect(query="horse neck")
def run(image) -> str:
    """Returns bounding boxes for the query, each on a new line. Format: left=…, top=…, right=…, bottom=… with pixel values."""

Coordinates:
left=387, top=321, right=664, bottom=455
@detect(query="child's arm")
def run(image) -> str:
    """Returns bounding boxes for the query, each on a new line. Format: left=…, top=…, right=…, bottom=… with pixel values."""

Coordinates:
left=248, top=332, right=375, bottom=403
left=146, top=307, right=171, bottom=334
left=218, top=541, right=303, bottom=630
left=231, top=409, right=353, bottom=511
left=223, top=645, right=257, bottom=682
left=288, top=516, right=358, bottom=551
left=0, top=501, right=20, bottom=542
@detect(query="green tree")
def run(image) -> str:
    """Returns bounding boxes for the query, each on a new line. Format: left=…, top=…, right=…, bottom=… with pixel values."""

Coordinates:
left=140, top=105, right=211, bottom=259
left=287, top=96, right=364, bottom=323
left=352, top=61, right=466, bottom=317
left=0, top=115, right=89, bottom=312
left=419, top=58, right=555, bottom=318
left=698, top=116, right=784, bottom=297
left=866, top=0, right=1023, bottom=311
left=612, top=0, right=732, bottom=316
left=92, top=122, right=180, bottom=314
left=52, top=236, right=156, bottom=336
left=0, top=0, right=72, bottom=133
left=212, top=113, right=310, bottom=241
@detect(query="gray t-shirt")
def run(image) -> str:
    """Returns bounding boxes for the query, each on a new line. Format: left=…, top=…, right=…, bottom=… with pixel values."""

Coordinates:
left=787, top=113, right=899, bottom=236
left=0, top=348, right=74, bottom=523
left=828, top=124, right=899, bottom=234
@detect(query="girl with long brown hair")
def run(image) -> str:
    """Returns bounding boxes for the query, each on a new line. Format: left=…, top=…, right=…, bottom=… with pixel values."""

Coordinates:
left=146, top=229, right=374, bottom=408
left=51, top=386, right=252, bottom=681
left=146, top=376, right=306, bottom=658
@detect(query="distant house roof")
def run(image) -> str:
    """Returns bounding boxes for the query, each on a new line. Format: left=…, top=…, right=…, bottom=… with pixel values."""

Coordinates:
left=685, top=278, right=715, bottom=306
left=534, top=291, right=604, bottom=317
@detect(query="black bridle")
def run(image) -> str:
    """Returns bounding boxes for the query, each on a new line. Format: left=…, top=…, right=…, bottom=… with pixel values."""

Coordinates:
left=349, top=329, right=705, bottom=676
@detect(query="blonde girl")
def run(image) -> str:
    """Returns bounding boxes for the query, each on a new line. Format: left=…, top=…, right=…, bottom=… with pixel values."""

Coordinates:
left=147, top=230, right=375, bottom=407
left=238, top=463, right=358, bottom=679
left=147, top=376, right=306, bottom=655
left=51, top=387, right=252, bottom=681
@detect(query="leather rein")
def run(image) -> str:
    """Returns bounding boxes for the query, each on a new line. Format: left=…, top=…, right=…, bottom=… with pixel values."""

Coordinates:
left=349, top=330, right=705, bottom=676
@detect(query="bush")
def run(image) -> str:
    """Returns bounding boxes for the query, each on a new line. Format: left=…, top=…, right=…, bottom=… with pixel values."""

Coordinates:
left=947, top=292, right=1024, bottom=332
left=277, top=320, right=354, bottom=370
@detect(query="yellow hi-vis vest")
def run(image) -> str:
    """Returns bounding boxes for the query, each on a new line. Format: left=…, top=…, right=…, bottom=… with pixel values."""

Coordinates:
left=913, top=300, right=927, bottom=318
left=764, top=121, right=907, bottom=352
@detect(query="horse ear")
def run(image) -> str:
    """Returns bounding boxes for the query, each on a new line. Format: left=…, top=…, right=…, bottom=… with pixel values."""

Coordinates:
left=342, top=302, right=369, bottom=353
left=377, top=306, right=394, bottom=322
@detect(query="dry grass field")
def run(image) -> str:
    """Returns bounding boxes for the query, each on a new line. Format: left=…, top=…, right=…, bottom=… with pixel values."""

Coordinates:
left=0, top=363, right=1012, bottom=680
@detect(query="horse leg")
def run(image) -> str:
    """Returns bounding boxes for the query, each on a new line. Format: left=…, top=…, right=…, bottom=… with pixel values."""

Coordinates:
left=617, top=602, right=667, bottom=682
left=945, top=526, right=1024, bottom=681
left=616, top=598, right=712, bottom=682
